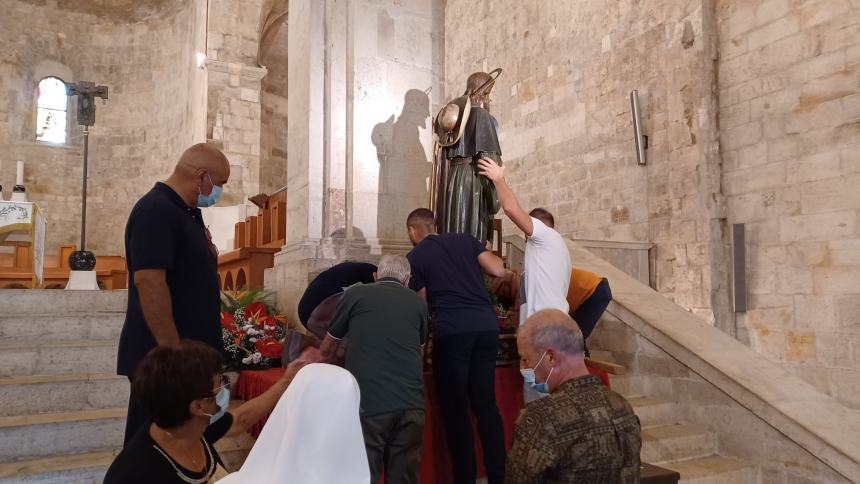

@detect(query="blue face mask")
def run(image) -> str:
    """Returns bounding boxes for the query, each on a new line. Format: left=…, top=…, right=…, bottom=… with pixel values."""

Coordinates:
left=203, top=385, right=230, bottom=424
left=520, top=351, right=554, bottom=394
left=197, top=173, right=222, bottom=208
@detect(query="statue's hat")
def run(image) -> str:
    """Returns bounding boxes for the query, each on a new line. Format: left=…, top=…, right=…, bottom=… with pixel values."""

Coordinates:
left=433, top=95, right=471, bottom=147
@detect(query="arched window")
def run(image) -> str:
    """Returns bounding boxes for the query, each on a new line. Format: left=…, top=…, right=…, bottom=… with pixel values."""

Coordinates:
left=36, top=77, right=68, bottom=144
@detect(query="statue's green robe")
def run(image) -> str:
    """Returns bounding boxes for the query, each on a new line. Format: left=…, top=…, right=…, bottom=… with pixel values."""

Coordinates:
left=435, top=105, right=502, bottom=245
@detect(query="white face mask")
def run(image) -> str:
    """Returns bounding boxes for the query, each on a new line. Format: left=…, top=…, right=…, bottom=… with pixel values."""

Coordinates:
left=203, top=385, right=230, bottom=424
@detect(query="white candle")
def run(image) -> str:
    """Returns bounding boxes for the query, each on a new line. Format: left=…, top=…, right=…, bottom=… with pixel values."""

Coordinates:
left=16, top=160, right=24, bottom=186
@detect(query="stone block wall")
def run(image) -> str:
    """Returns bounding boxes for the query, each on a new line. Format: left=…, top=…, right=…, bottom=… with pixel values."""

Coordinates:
left=445, top=0, right=860, bottom=409
left=351, top=0, right=445, bottom=241
left=444, top=0, right=732, bottom=328
left=0, top=0, right=207, bottom=256
left=716, top=0, right=860, bottom=408
left=205, top=0, right=268, bottom=209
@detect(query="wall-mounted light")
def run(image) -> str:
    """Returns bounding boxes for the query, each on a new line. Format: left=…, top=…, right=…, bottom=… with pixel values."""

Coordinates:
left=196, top=52, right=207, bottom=69
left=630, top=90, right=648, bottom=166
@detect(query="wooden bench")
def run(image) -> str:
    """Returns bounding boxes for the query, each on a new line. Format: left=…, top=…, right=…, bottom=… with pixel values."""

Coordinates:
left=217, top=191, right=287, bottom=290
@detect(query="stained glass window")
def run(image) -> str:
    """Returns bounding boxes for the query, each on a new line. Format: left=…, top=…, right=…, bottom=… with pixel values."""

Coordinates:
left=36, top=77, right=67, bottom=144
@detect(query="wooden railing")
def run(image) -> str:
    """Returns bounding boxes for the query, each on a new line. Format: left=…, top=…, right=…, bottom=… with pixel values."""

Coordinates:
left=217, top=191, right=287, bottom=290
left=0, top=244, right=127, bottom=289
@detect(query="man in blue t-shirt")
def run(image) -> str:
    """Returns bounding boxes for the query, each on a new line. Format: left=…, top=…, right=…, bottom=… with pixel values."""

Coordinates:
left=405, top=208, right=509, bottom=484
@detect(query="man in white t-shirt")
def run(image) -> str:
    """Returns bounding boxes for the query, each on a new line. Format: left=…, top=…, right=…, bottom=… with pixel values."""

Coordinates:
left=478, top=157, right=572, bottom=401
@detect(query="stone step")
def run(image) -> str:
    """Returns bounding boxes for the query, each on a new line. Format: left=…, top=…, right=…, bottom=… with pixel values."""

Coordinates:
left=663, top=455, right=758, bottom=483
left=215, top=432, right=256, bottom=470
left=0, top=315, right=124, bottom=341
left=0, top=373, right=128, bottom=416
left=608, top=374, right=638, bottom=398
left=0, top=290, right=127, bottom=316
left=0, top=451, right=115, bottom=484
left=0, top=435, right=255, bottom=483
left=0, top=340, right=117, bottom=377
left=0, top=408, right=125, bottom=462
left=628, top=396, right=676, bottom=427
left=641, top=424, right=715, bottom=464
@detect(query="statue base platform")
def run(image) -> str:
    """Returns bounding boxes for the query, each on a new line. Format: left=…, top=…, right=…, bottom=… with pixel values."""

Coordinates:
left=65, top=270, right=99, bottom=290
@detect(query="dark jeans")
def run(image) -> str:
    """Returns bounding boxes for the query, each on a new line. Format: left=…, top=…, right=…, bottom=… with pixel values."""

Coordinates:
left=123, top=377, right=147, bottom=445
left=572, top=278, right=612, bottom=354
left=433, top=331, right=505, bottom=484
left=361, top=409, right=425, bottom=484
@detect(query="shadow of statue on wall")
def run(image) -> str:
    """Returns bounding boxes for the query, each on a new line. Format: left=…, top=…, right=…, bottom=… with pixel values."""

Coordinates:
left=372, top=88, right=431, bottom=240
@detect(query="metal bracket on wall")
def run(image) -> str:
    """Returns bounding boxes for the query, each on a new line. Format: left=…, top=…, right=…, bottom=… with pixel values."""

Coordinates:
left=731, top=223, right=747, bottom=313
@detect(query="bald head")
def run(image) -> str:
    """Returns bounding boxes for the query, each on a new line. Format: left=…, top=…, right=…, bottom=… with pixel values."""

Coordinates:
left=174, top=143, right=230, bottom=185
left=164, top=143, right=230, bottom=207
left=520, top=309, right=584, bottom=357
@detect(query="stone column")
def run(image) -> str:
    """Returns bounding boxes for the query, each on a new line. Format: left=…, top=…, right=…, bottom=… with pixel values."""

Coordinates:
left=205, top=60, right=267, bottom=208
left=266, top=0, right=442, bottom=318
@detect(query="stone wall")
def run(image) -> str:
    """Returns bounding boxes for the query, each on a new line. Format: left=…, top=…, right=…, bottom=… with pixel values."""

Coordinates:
left=716, top=0, right=860, bottom=408
left=205, top=0, right=268, bottom=208
left=266, top=0, right=445, bottom=319
left=351, top=0, right=445, bottom=241
left=444, top=0, right=732, bottom=328
left=445, top=0, right=860, bottom=408
left=0, top=0, right=207, bottom=256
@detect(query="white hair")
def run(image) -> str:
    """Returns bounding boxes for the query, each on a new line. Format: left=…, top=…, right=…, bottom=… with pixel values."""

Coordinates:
left=523, top=309, right=584, bottom=356
left=377, top=255, right=411, bottom=284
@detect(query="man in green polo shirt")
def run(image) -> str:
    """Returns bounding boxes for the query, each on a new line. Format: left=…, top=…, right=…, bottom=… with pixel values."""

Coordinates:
left=320, top=254, right=429, bottom=484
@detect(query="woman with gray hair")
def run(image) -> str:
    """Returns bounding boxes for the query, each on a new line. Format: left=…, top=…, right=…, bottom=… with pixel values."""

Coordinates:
left=318, top=254, right=430, bottom=484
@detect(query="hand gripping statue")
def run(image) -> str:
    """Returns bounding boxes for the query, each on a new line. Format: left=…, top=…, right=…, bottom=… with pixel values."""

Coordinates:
left=431, top=68, right=503, bottom=245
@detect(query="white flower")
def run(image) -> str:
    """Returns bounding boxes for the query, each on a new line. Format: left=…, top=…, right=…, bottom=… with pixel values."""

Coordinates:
left=251, top=352, right=262, bottom=364
left=249, top=337, right=257, bottom=343
left=241, top=356, right=252, bottom=364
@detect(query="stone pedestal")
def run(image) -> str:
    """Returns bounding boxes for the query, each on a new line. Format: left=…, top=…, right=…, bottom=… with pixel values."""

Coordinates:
left=266, top=237, right=412, bottom=321
left=65, top=270, right=99, bottom=290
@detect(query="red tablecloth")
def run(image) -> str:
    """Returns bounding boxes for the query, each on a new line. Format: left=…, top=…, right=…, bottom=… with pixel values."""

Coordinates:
left=236, top=366, right=609, bottom=482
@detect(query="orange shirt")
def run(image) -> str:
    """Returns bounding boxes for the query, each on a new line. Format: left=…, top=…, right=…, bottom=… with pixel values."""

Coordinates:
left=566, top=269, right=603, bottom=312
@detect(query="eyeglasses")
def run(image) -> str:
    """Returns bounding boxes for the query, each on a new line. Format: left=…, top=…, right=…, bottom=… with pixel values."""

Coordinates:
left=209, top=374, right=230, bottom=398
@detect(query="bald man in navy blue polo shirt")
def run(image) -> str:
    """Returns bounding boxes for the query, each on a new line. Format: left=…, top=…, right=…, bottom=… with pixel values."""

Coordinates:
left=117, top=143, right=230, bottom=444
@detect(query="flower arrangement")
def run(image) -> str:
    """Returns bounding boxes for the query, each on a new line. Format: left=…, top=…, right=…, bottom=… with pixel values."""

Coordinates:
left=221, top=289, right=287, bottom=370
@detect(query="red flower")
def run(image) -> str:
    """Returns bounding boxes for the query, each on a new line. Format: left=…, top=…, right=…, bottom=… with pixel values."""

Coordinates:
left=244, top=302, right=268, bottom=321
left=220, top=311, right=235, bottom=329
left=256, top=339, right=282, bottom=359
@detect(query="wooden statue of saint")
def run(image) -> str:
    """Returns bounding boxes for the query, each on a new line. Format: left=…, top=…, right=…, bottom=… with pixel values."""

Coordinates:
left=431, top=68, right=503, bottom=245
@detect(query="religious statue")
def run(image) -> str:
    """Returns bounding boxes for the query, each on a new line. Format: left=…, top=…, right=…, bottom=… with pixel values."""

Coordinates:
left=431, top=68, right=503, bottom=245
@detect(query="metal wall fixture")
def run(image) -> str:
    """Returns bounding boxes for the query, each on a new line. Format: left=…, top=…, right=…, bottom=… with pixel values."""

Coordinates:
left=731, top=223, right=747, bottom=313
left=630, top=90, right=648, bottom=166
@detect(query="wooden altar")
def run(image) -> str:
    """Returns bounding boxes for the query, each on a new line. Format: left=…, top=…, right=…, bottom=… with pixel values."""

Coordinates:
left=0, top=201, right=46, bottom=287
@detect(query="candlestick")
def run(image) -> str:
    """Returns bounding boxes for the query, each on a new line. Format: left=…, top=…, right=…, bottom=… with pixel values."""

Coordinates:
left=11, top=159, right=27, bottom=202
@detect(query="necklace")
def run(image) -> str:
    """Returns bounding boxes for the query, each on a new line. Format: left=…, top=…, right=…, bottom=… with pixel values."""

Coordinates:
left=152, top=430, right=214, bottom=484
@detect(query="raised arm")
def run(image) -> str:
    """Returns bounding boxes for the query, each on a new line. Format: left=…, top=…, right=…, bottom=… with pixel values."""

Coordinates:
left=224, top=359, right=307, bottom=437
left=477, top=157, right=534, bottom=236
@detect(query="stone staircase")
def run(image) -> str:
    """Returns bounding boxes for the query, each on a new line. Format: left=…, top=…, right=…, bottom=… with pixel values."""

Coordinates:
left=0, top=291, right=772, bottom=483
left=0, top=291, right=251, bottom=484
left=592, top=350, right=758, bottom=484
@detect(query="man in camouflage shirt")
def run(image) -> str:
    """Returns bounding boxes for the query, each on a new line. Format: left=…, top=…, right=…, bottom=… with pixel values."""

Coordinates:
left=506, top=309, right=641, bottom=484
